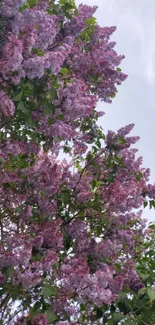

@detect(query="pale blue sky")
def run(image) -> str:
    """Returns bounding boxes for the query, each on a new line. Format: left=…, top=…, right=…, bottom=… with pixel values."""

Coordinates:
left=76, top=0, right=155, bottom=222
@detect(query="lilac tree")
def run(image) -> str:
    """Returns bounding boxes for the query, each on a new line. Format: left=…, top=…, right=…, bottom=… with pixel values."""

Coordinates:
left=0, top=0, right=155, bottom=324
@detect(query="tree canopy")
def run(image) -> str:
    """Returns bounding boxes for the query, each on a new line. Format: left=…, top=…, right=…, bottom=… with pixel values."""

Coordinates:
left=0, top=1, right=155, bottom=324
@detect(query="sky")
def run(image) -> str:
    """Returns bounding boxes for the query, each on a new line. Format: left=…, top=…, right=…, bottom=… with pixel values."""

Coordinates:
left=76, top=0, right=155, bottom=222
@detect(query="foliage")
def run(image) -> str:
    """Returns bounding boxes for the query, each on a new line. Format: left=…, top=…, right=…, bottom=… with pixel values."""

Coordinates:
left=0, top=0, right=155, bottom=324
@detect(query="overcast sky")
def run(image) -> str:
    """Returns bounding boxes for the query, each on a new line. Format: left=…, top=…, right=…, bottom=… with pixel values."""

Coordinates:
left=76, top=0, right=155, bottom=222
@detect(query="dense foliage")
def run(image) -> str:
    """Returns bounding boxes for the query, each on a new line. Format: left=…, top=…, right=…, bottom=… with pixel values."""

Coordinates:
left=0, top=0, right=155, bottom=324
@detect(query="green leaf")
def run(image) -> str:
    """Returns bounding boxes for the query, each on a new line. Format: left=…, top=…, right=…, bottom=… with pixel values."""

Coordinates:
left=63, top=145, right=71, bottom=153
left=26, top=80, right=34, bottom=90
left=110, top=93, right=116, bottom=98
left=119, top=292, right=128, bottom=300
left=60, top=67, right=69, bottom=75
left=25, top=116, right=35, bottom=127
left=45, top=91, right=53, bottom=100
left=17, top=101, right=29, bottom=115
left=135, top=172, right=143, bottom=181
left=64, top=234, right=72, bottom=250
left=147, top=288, right=155, bottom=303
left=43, top=103, right=54, bottom=116
left=138, top=287, right=147, bottom=296
left=149, top=200, right=155, bottom=209
left=139, top=272, right=150, bottom=281
left=11, top=288, right=20, bottom=301
left=97, top=225, right=102, bottom=236
left=32, top=47, right=45, bottom=56
left=85, top=17, right=97, bottom=26
left=115, top=136, right=127, bottom=145
left=144, top=201, right=148, bottom=208
left=124, top=321, right=138, bottom=325
left=50, top=88, right=58, bottom=100
left=45, top=310, right=57, bottom=322
left=43, top=284, right=56, bottom=299
left=13, top=91, right=23, bottom=102
left=0, top=288, right=5, bottom=297
left=30, top=301, right=42, bottom=317
left=80, top=303, right=85, bottom=311
left=26, top=0, right=40, bottom=8
left=6, top=265, right=14, bottom=278
left=48, top=117, right=55, bottom=126
left=96, top=139, right=101, bottom=148
left=62, top=189, right=70, bottom=205
left=92, top=179, right=97, bottom=189
left=96, top=308, right=103, bottom=319
left=148, top=223, right=155, bottom=229
left=57, top=113, right=64, bottom=120
left=112, top=312, right=125, bottom=324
